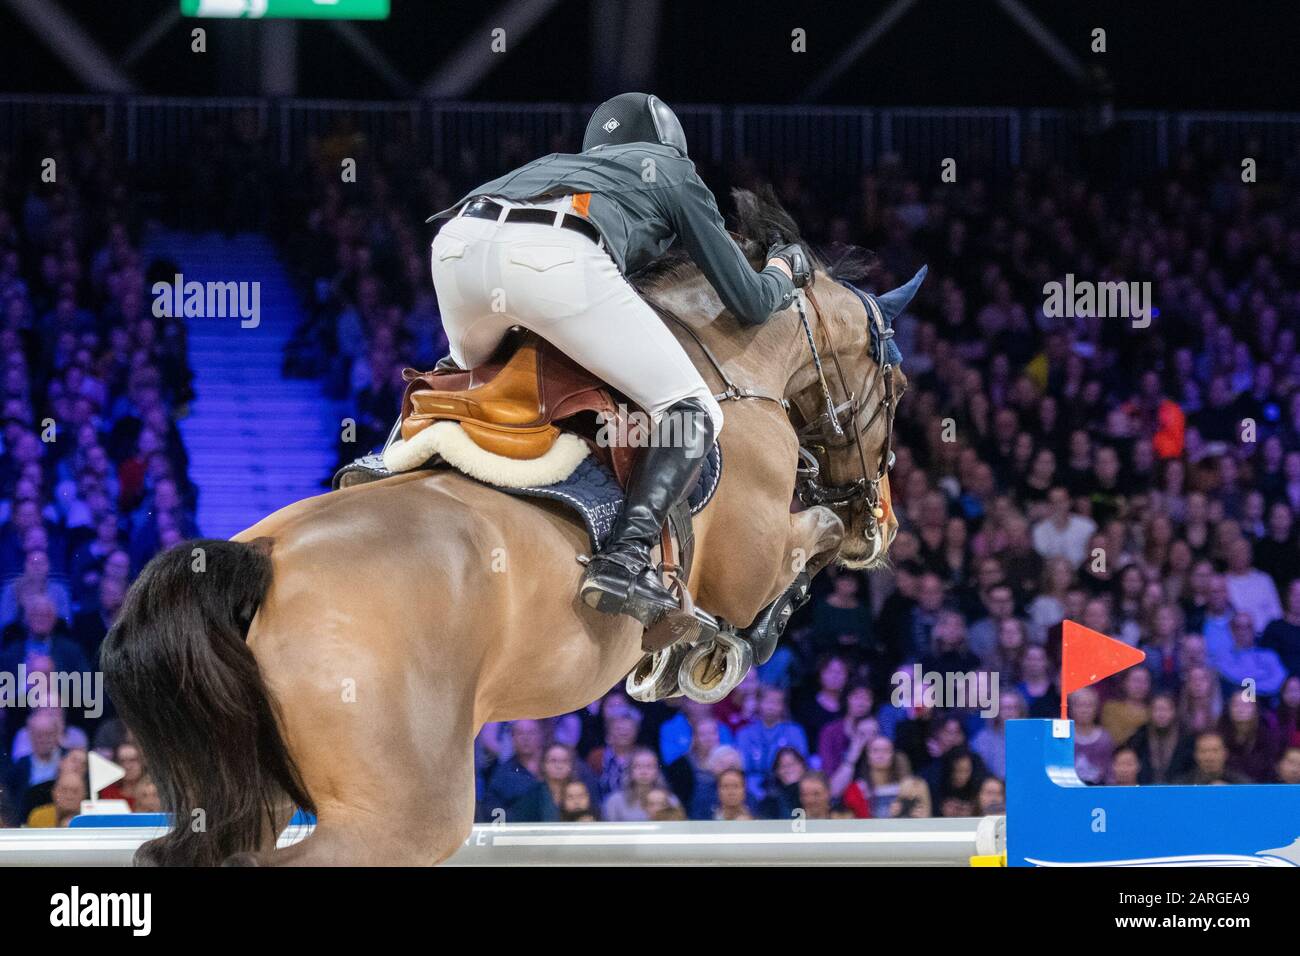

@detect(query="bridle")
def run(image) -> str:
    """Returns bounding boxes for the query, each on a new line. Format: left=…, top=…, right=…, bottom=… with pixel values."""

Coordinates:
left=789, top=283, right=897, bottom=538
left=658, top=277, right=899, bottom=547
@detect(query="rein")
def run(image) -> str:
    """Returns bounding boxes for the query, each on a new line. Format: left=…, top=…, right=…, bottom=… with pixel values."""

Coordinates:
left=656, top=279, right=897, bottom=540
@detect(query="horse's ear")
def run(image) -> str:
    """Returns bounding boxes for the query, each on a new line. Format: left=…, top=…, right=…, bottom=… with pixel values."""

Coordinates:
left=876, top=265, right=928, bottom=322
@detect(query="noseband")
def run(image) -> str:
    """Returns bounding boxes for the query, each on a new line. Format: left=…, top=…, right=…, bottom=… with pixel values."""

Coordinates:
left=658, top=279, right=898, bottom=546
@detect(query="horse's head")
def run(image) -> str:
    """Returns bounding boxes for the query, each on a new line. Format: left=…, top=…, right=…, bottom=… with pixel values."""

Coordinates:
left=785, top=266, right=925, bottom=570
left=634, top=186, right=924, bottom=571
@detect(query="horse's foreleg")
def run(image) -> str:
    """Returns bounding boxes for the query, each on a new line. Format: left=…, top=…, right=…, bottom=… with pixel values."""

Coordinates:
left=718, top=506, right=844, bottom=669
left=786, top=505, right=845, bottom=581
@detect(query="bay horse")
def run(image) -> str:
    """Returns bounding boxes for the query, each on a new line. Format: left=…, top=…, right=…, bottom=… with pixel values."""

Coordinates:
left=101, top=190, right=915, bottom=865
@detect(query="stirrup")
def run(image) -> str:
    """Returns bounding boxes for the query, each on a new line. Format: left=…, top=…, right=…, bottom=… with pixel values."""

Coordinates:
left=580, top=557, right=679, bottom=628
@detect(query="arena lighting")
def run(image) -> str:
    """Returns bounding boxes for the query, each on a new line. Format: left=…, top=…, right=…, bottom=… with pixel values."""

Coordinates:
left=180, top=0, right=390, bottom=19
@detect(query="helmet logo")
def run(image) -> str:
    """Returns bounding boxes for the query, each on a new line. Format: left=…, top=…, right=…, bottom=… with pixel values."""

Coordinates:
left=601, top=118, right=620, bottom=133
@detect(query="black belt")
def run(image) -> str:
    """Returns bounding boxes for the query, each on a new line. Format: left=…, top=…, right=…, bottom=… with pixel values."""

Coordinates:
left=458, top=198, right=603, bottom=246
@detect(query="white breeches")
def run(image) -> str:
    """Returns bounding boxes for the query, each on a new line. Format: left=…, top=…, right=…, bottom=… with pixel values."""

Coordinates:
left=430, top=204, right=723, bottom=434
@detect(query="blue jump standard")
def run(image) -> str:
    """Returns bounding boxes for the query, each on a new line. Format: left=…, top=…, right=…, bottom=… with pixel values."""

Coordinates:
left=1007, top=718, right=1300, bottom=867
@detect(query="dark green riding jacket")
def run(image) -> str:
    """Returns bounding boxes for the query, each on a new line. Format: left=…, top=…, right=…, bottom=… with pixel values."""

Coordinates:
left=428, top=143, right=795, bottom=326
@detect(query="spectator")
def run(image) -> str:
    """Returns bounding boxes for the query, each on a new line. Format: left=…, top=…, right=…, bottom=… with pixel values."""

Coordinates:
left=71, top=574, right=126, bottom=661
left=586, top=710, right=642, bottom=802
left=25, top=769, right=86, bottom=828
left=816, top=681, right=874, bottom=774
left=1100, top=665, right=1153, bottom=746
left=0, top=594, right=90, bottom=678
left=1029, top=561, right=1071, bottom=642
left=602, top=748, right=679, bottom=822
left=658, top=699, right=733, bottom=767
left=1107, top=746, right=1142, bottom=786
left=1129, top=692, right=1196, bottom=783
left=1031, top=487, right=1098, bottom=568
left=792, top=655, right=848, bottom=745
left=1178, top=665, right=1225, bottom=736
left=1261, top=579, right=1300, bottom=678
left=1277, top=746, right=1300, bottom=786
left=1, top=709, right=65, bottom=825
left=559, top=780, right=597, bottom=822
left=795, top=771, right=834, bottom=820
left=0, top=547, right=72, bottom=627
left=839, top=735, right=910, bottom=818
left=1175, top=732, right=1251, bottom=785
left=970, top=690, right=1027, bottom=779
left=1068, top=687, right=1114, bottom=784
left=736, top=686, right=808, bottom=801
left=1218, top=695, right=1283, bottom=783
left=1212, top=612, right=1288, bottom=699
left=483, top=719, right=546, bottom=822
left=810, top=572, right=871, bottom=657
left=975, top=776, right=1004, bottom=815
left=1223, top=539, right=1283, bottom=634
left=882, top=775, right=930, bottom=819
left=920, top=609, right=981, bottom=677
left=929, top=746, right=987, bottom=817
left=1016, top=644, right=1059, bottom=718
left=664, top=717, right=724, bottom=820
left=756, top=747, right=807, bottom=820
left=712, top=767, right=752, bottom=821
left=966, top=582, right=1017, bottom=664
left=500, top=743, right=590, bottom=823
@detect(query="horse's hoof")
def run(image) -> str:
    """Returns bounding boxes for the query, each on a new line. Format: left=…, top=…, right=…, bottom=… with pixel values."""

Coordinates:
left=626, top=642, right=689, bottom=702
left=677, top=631, right=752, bottom=704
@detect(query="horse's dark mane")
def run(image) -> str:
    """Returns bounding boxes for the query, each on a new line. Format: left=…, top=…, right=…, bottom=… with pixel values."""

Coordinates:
left=631, top=184, right=875, bottom=296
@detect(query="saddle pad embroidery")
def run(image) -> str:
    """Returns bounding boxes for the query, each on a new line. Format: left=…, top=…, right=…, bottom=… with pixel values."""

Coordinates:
left=497, top=442, right=722, bottom=550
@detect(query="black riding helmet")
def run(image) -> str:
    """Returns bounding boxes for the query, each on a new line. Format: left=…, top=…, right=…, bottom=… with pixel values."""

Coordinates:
left=582, top=92, right=688, bottom=156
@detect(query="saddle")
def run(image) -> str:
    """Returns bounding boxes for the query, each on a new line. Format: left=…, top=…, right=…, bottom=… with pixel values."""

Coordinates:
left=397, top=333, right=637, bottom=485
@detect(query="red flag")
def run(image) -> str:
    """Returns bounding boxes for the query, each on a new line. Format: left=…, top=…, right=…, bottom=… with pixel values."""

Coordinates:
left=1059, top=620, right=1147, bottom=719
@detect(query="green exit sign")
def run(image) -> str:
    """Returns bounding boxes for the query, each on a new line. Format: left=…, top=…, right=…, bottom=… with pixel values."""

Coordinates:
left=181, top=0, right=390, bottom=18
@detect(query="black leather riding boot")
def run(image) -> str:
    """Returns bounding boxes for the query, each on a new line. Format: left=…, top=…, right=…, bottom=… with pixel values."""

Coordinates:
left=581, top=397, right=715, bottom=626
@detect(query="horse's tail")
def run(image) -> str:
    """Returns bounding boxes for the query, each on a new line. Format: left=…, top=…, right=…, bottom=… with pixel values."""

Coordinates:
left=101, top=538, right=315, bottom=866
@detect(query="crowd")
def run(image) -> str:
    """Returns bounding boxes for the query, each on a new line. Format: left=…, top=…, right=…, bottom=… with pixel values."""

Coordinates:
left=3, top=111, right=1300, bottom=830
left=0, top=124, right=194, bottom=827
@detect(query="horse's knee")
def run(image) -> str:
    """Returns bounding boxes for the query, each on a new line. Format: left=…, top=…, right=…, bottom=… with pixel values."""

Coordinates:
left=792, top=506, right=844, bottom=572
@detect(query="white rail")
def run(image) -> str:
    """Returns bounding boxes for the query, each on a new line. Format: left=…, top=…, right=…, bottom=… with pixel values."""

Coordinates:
left=0, top=817, right=1004, bottom=867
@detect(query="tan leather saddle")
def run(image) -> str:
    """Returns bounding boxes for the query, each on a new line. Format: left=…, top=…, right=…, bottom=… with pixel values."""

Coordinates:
left=400, top=333, right=637, bottom=485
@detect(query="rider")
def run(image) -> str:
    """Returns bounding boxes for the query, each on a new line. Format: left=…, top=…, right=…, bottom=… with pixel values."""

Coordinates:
left=427, top=92, right=811, bottom=627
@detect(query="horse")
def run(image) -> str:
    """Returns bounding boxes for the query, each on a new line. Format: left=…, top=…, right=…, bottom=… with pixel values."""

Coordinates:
left=101, top=190, right=917, bottom=865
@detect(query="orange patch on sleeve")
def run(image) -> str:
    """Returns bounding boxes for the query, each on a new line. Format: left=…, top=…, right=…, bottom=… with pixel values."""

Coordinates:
left=571, top=192, right=591, bottom=217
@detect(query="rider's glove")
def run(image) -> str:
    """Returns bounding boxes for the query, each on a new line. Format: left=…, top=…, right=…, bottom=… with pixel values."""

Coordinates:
left=767, top=242, right=812, bottom=288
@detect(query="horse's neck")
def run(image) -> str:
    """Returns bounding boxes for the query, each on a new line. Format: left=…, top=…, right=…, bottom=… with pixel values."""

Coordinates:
left=649, top=277, right=797, bottom=403
left=649, top=278, right=806, bottom=621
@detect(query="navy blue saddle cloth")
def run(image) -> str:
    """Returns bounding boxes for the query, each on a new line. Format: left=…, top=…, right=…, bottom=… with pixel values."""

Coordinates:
left=504, top=442, right=722, bottom=549
left=333, top=443, right=723, bottom=552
